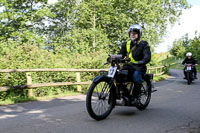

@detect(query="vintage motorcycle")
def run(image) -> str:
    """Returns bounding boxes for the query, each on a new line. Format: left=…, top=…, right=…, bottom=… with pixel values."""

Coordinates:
left=183, top=64, right=195, bottom=85
left=86, top=55, right=155, bottom=120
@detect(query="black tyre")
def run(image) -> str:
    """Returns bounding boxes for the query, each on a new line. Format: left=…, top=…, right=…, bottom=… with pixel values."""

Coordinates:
left=136, top=81, right=151, bottom=110
left=86, top=78, right=115, bottom=120
left=187, top=72, right=191, bottom=85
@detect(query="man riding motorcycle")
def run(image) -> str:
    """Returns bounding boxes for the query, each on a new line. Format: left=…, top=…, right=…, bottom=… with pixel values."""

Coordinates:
left=182, top=52, right=198, bottom=79
left=119, top=24, right=151, bottom=105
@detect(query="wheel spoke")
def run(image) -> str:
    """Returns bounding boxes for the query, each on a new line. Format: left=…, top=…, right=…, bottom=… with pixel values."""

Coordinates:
left=100, top=82, right=109, bottom=96
left=90, top=81, right=113, bottom=116
left=100, top=80, right=113, bottom=97
left=102, top=81, right=113, bottom=98
left=138, top=83, right=150, bottom=105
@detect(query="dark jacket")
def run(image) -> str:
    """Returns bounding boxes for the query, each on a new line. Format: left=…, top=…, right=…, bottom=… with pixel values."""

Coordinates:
left=119, top=40, right=151, bottom=72
left=182, top=57, right=198, bottom=65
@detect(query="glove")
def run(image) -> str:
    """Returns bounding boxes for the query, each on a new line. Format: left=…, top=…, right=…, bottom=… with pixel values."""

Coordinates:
left=125, top=56, right=131, bottom=62
left=131, top=58, right=138, bottom=64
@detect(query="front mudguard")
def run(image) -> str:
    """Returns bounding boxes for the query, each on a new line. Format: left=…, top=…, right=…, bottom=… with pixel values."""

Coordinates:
left=93, top=75, right=112, bottom=83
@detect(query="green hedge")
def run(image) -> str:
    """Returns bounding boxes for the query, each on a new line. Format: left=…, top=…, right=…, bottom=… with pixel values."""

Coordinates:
left=0, top=43, right=109, bottom=101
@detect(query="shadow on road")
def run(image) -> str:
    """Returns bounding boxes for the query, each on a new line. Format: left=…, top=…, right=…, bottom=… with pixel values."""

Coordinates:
left=0, top=95, right=85, bottom=120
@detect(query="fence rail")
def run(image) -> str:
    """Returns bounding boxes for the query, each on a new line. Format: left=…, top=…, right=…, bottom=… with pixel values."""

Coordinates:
left=0, top=66, right=167, bottom=96
left=0, top=68, right=108, bottom=73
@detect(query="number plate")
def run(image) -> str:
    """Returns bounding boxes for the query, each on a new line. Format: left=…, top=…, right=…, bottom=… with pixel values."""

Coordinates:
left=187, top=66, right=192, bottom=70
left=107, top=66, right=117, bottom=78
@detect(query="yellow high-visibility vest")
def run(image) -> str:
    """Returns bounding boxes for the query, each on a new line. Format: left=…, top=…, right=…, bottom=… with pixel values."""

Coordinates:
left=126, top=40, right=137, bottom=63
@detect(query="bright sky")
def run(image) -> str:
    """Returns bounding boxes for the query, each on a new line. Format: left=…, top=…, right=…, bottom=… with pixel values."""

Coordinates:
left=155, top=0, right=200, bottom=53
left=48, top=0, right=58, bottom=4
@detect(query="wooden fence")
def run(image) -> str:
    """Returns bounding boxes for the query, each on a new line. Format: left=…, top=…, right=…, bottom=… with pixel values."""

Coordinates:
left=0, top=66, right=166, bottom=96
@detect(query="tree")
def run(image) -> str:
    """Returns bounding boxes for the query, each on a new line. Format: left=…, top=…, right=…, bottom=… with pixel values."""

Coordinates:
left=60, top=0, right=189, bottom=54
left=0, top=0, right=53, bottom=46
left=1, top=0, right=189, bottom=53
left=170, top=39, right=185, bottom=58
left=170, top=32, right=200, bottom=63
left=186, top=33, right=200, bottom=61
left=46, top=0, right=77, bottom=50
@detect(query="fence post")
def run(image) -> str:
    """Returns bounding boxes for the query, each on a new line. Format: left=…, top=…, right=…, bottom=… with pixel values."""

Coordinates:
left=26, top=72, right=33, bottom=97
left=148, top=69, right=150, bottom=73
left=155, top=68, right=158, bottom=75
left=76, top=72, right=82, bottom=92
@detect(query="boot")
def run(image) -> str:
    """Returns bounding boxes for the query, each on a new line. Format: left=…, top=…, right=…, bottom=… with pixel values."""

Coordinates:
left=131, top=83, right=142, bottom=105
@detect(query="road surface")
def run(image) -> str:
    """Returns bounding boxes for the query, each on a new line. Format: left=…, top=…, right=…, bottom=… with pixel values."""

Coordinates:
left=0, top=69, right=200, bottom=133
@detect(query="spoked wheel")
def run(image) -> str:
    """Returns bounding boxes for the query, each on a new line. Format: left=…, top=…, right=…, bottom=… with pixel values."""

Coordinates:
left=136, top=81, right=151, bottom=110
left=86, top=78, right=115, bottom=120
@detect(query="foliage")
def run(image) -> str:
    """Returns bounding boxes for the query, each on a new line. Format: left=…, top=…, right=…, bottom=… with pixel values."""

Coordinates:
left=0, top=0, right=54, bottom=46
left=0, top=0, right=189, bottom=54
left=149, top=52, right=174, bottom=66
left=70, top=0, right=189, bottom=53
left=0, top=0, right=190, bottom=103
left=0, top=42, right=108, bottom=101
left=170, top=39, right=185, bottom=58
left=154, top=74, right=169, bottom=82
left=169, top=32, right=200, bottom=71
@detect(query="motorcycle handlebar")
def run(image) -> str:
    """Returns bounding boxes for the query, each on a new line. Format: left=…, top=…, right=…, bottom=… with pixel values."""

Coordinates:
left=105, top=57, right=130, bottom=65
left=182, top=64, right=196, bottom=67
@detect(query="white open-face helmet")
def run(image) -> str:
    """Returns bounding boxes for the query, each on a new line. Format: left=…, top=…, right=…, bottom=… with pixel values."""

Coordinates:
left=186, top=52, right=192, bottom=57
left=128, top=24, right=142, bottom=38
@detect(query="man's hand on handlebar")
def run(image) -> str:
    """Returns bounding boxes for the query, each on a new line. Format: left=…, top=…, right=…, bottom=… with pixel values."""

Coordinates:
left=124, top=55, right=130, bottom=61
left=105, top=54, right=131, bottom=65
left=119, top=58, right=130, bottom=63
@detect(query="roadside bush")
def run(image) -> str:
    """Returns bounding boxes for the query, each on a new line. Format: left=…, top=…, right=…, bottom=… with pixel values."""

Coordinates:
left=0, top=43, right=109, bottom=101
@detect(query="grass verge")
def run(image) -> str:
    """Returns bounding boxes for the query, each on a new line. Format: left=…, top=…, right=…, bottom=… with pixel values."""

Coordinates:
left=154, top=74, right=169, bottom=82
left=0, top=96, right=37, bottom=106
left=0, top=73, right=171, bottom=106
left=0, top=91, right=81, bottom=106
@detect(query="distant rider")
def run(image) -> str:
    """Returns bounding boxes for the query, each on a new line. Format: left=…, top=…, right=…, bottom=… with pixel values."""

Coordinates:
left=119, top=24, right=151, bottom=105
left=182, top=52, right=198, bottom=79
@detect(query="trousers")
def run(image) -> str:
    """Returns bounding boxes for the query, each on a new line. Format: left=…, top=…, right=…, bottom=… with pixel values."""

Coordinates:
left=133, top=70, right=144, bottom=84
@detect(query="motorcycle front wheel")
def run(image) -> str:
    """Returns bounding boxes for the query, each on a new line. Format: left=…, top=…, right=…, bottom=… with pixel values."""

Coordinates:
left=86, top=78, right=115, bottom=120
left=187, top=72, right=191, bottom=85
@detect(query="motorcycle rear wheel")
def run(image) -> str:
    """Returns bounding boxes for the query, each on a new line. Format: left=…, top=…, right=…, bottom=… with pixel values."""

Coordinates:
left=136, top=81, right=151, bottom=110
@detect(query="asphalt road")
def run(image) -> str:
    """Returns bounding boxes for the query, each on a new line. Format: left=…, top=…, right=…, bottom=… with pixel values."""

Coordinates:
left=0, top=69, right=200, bottom=133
